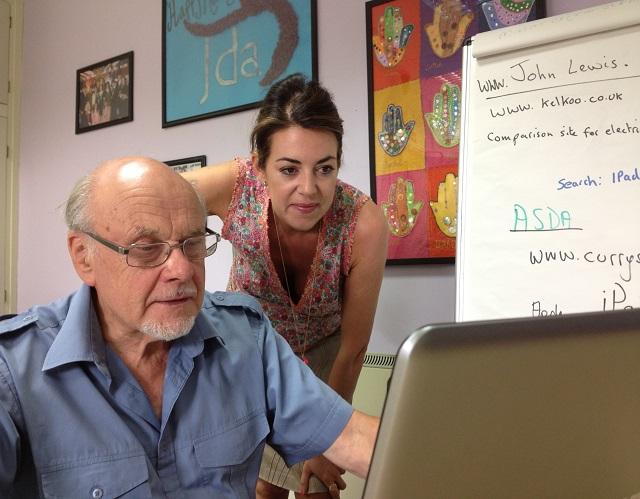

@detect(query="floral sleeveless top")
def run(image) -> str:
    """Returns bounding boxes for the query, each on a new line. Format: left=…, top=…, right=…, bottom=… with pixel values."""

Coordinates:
left=222, top=157, right=369, bottom=353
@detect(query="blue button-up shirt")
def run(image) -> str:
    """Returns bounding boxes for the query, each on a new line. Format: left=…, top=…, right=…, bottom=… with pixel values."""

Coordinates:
left=0, top=285, right=352, bottom=498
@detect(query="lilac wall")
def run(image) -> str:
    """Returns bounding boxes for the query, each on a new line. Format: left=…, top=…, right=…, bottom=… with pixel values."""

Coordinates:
left=547, top=0, right=610, bottom=16
left=17, top=0, right=612, bottom=352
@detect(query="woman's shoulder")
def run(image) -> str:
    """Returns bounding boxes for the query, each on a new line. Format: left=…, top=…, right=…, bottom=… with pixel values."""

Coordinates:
left=346, top=198, right=388, bottom=273
left=326, top=183, right=387, bottom=274
left=355, top=198, right=387, bottom=238
left=332, top=180, right=386, bottom=241
left=334, top=179, right=370, bottom=210
left=234, top=156, right=263, bottom=188
left=224, top=157, right=268, bottom=227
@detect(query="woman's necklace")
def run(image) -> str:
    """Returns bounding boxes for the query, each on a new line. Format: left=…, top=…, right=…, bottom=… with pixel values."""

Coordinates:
left=272, top=213, right=319, bottom=365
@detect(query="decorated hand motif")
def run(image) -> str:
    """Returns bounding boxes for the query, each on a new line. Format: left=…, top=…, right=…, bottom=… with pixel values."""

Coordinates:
left=429, top=173, right=458, bottom=237
left=425, top=82, right=461, bottom=148
left=378, top=104, right=415, bottom=156
left=425, top=0, right=474, bottom=58
left=372, top=6, right=414, bottom=67
left=482, top=0, right=534, bottom=30
left=382, top=177, right=424, bottom=237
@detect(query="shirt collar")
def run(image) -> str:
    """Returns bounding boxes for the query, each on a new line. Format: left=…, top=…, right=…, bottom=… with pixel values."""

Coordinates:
left=179, top=308, right=227, bottom=358
left=43, top=285, right=226, bottom=371
left=43, top=285, right=105, bottom=371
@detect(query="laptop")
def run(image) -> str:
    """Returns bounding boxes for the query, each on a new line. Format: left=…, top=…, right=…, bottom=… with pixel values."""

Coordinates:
left=362, top=309, right=640, bottom=499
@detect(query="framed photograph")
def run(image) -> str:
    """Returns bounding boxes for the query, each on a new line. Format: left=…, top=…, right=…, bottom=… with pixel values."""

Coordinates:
left=164, top=155, right=207, bottom=173
left=76, top=51, right=133, bottom=134
left=366, top=0, right=545, bottom=264
left=162, top=0, right=318, bottom=128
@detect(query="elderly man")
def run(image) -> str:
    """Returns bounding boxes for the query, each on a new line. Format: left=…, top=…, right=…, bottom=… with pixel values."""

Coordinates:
left=0, top=157, right=378, bottom=498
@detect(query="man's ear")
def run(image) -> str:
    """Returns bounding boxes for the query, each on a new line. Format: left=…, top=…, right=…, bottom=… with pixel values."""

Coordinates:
left=67, top=231, right=96, bottom=286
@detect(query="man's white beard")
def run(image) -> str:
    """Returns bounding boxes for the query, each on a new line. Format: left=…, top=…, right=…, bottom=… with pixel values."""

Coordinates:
left=140, top=315, right=195, bottom=341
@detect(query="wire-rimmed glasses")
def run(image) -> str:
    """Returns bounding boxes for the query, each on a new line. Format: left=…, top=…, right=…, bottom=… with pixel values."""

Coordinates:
left=83, top=228, right=221, bottom=268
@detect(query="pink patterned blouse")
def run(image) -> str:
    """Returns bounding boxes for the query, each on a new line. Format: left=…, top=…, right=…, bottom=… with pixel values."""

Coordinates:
left=222, top=157, right=369, bottom=353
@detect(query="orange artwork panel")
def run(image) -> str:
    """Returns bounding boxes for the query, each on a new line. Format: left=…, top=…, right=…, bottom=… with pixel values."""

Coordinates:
left=373, top=79, right=425, bottom=177
left=369, top=0, right=421, bottom=91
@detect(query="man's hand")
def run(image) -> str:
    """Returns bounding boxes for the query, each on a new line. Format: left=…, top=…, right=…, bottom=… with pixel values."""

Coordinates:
left=429, top=173, right=458, bottom=237
left=299, top=455, right=346, bottom=498
left=372, top=6, right=414, bottom=67
left=378, top=104, right=415, bottom=157
left=425, top=82, right=461, bottom=148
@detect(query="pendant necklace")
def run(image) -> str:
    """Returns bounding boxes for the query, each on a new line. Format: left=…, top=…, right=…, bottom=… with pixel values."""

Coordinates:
left=273, top=213, right=319, bottom=365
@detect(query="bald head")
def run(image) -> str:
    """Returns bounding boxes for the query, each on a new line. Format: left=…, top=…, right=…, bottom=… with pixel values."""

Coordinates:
left=66, top=157, right=210, bottom=343
left=66, top=157, right=206, bottom=232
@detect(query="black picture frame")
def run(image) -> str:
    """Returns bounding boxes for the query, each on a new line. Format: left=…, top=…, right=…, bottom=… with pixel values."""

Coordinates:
left=162, top=0, right=318, bottom=128
left=366, top=0, right=545, bottom=265
left=164, top=155, right=207, bottom=173
left=76, top=51, right=133, bottom=134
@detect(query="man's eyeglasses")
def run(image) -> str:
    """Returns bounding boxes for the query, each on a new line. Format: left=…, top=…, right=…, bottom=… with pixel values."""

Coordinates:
left=83, top=228, right=221, bottom=268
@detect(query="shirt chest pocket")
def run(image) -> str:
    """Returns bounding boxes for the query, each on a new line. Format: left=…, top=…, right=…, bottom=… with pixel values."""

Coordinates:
left=40, top=455, right=151, bottom=499
left=192, top=413, right=270, bottom=495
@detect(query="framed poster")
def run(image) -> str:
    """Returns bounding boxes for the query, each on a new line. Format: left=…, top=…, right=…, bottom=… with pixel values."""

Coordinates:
left=165, top=155, right=207, bottom=173
left=366, top=0, right=545, bottom=264
left=76, top=51, right=133, bottom=134
left=162, top=0, right=317, bottom=127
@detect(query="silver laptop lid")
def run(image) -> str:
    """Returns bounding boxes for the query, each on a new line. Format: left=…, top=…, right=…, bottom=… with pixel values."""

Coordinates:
left=363, top=309, right=640, bottom=499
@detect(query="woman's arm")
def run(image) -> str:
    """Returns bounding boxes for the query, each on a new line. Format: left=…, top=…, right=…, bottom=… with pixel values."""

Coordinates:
left=181, top=160, right=239, bottom=219
left=300, top=200, right=388, bottom=495
left=327, top=199, right=389, bottom=401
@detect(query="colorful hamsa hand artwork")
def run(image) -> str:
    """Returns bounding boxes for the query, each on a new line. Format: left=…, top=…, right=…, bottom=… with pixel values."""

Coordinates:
left=425, top=82, right=461, bottom=148
left=482, top=0, right=535, bottom=30
left=429, top=173, right=457, bottom=237
left=378, top=104, right=415, bottom=156
left=372, top=6, right=415, bottom=67
left=425, top=0, right=474, bottom=58
left=382, top=177, right=424, bottom=237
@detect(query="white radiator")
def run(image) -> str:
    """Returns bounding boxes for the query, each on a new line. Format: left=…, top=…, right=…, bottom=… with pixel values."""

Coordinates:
left=342, top=353, right=395, bottom=499
left=289, top=353, right=396, bottom=499
left=288, top=353, right=396, bottom=499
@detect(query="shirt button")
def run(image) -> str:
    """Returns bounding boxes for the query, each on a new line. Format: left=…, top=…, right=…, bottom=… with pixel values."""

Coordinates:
left=91, top=487, right=104, bottom=498
left=216, top=295, right=225, bottom=301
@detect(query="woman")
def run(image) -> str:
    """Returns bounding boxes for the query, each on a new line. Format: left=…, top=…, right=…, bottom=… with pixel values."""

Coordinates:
left=184, top=74, right=388, bottom=499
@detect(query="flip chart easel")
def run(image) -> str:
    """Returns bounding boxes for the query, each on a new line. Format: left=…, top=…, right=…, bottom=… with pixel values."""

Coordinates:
left=456, top=0, right=640, bottom=321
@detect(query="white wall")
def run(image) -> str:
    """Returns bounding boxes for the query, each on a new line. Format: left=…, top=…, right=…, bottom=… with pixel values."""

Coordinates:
left=16, top=0, right=608, bottom=353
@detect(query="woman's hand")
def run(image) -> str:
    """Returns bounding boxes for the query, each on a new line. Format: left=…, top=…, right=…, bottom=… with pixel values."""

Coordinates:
left=299, top=455, right=346, bottom=498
